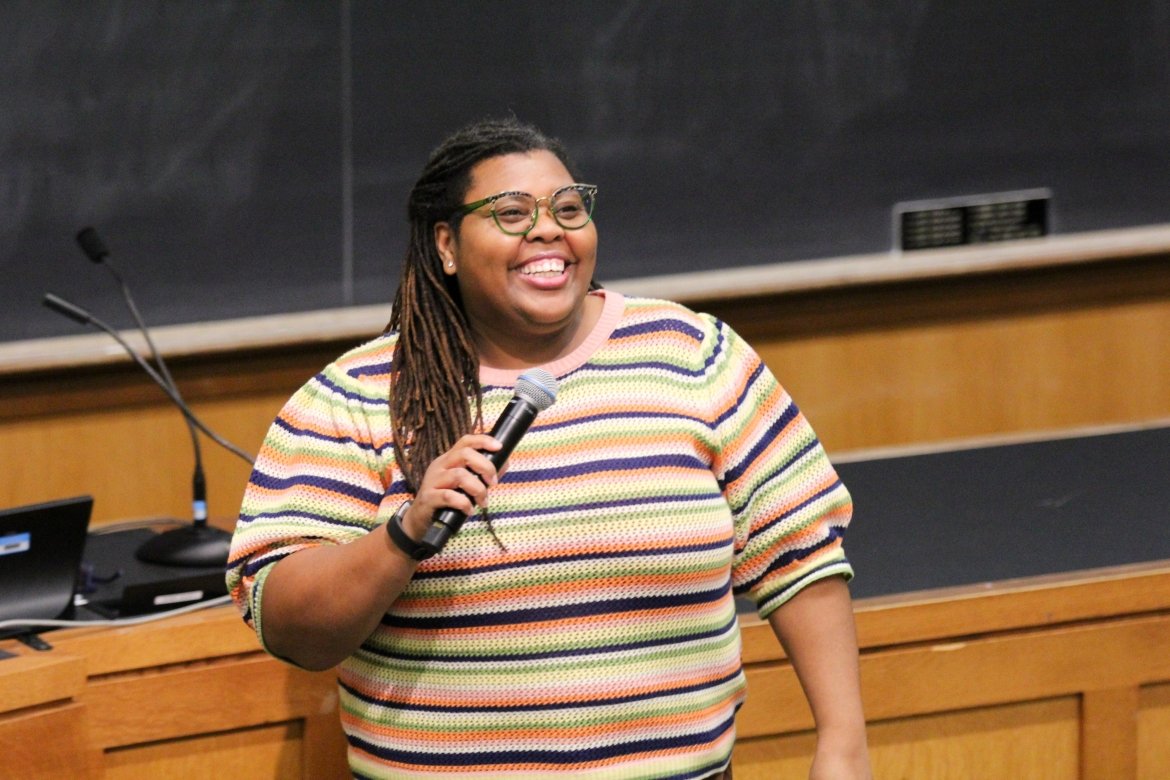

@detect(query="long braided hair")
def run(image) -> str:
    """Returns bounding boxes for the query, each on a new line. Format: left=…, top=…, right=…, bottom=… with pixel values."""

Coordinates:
left=385, top=118, right=580, bottom=493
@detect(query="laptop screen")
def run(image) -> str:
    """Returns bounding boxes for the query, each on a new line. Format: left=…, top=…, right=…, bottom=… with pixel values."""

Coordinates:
left=0, top=495, right=93, bottom=626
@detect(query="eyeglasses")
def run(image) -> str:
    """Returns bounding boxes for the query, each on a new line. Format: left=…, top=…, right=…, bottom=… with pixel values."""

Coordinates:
left=456, top=183, right=598, bottom=236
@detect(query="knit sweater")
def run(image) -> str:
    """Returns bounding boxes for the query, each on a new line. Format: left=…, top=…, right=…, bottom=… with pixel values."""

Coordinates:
left=227, top=291, right=853, bottom=779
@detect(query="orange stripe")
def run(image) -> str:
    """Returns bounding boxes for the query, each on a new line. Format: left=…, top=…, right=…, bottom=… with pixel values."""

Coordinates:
left=398, top=569, right=725, bottom=611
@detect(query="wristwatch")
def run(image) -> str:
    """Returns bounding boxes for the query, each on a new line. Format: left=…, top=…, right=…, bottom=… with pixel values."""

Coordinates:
left=384, top=500, right=434, bottom=561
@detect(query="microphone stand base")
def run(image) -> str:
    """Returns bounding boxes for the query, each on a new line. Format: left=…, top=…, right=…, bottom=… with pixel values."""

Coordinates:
left=135, top=522, right=232, bottom=568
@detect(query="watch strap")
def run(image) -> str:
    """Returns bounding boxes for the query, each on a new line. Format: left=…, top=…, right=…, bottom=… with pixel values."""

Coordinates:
left=385, top=500, right=433, bottom=561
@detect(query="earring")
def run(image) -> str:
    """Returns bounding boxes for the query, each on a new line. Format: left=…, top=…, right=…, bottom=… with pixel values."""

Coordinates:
left=447, top=261, right=454, bottom=269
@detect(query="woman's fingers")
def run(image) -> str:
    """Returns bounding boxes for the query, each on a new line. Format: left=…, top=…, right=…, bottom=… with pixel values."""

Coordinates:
left=417, top=434, right=503, bottom=512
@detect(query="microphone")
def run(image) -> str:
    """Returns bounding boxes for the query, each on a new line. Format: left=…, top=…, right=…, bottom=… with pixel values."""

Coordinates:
left=418, top=369, right=558, bottom=557
left=76, top=226, right=111, bottom=264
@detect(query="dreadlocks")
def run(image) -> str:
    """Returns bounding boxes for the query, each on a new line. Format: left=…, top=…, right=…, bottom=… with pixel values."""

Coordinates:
left=385, top=117, right=579, bottom=493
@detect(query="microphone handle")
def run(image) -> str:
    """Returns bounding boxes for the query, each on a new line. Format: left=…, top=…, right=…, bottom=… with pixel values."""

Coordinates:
left=418, top=397, right=539, bottom=556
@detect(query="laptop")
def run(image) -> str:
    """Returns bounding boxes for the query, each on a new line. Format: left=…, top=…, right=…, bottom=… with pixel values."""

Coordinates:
left=0, top=495, right=93, bottom=631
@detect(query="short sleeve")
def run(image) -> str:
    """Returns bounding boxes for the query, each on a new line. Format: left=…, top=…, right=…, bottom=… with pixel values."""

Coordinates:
left=704, top=318, right=854, bottom=618
left=224, top=341, right=408, bottom=654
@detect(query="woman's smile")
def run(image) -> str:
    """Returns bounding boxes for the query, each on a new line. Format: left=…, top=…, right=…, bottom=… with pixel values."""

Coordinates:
left=516, top=253, right=571, bottom=285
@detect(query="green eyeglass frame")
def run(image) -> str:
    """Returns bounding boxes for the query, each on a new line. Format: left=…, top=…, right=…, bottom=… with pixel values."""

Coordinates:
left=456, top=183, right=598, bottom=236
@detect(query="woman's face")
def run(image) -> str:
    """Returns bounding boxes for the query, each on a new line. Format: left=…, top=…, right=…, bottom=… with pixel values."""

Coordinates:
left=435, top=150, right=598, bottom=357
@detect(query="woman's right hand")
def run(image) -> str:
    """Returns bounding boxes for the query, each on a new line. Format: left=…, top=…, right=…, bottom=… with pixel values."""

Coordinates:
left=400, top=433, right=504, bottom=540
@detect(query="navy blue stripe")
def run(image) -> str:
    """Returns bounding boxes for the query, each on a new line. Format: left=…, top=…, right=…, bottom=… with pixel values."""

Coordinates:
left=611, top=317, right=705, bottom=343
left=569, top=359, right=711, bottom=378
left=736, top=529, right=848, bottom=594
left=238, top=507, right=366, bottom=527
left=367, top=613, right=739, bottom=664
left=741, top=477, right=845, bottom=542
left=499, top=453, right=710, bottom=486
left=239, top=546, right=299, bottom=578
left=480, top=320, right=721, bottom=388
left=348, top=709, right=735, bottom=768
left=345, top=359, right=393, bottom=378
left=347, top=709, right=736, bottom=767
left=745, top=554, right=852, bottom=605
left=723, top=437, right=821, bottom=513
left=382, top=581, right=732, bottom=631
left=269, top=415, right=392, bottom=455
left=247, top=470, right=382, bottom=507
left=311, top=370, right=388, bottom=407
left=527, top=408, right=716, bottom=434
left=713, top=358, right=766, bottom=426
left=720, top=405, right=807, bottom=488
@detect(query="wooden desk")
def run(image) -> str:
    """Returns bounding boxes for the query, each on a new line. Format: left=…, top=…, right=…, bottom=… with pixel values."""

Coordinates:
left=736, top=561, right=1170, bottom=779
left=3, top=562, right=1168, bottom=779
left=1, top=607, right=347, bottom=779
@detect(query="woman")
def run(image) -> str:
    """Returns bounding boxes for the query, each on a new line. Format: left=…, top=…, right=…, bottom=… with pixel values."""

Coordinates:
left=227, top=118, right=870, bottom=779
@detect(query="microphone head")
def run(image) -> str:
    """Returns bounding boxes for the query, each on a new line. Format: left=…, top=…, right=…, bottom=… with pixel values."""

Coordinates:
left=76, top=227, right=110, bottom=264
left=515, top=369, right=558, bottom=412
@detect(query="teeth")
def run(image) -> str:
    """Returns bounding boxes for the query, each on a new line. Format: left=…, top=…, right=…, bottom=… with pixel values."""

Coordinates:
left=521, top=258, right=566, bottom=275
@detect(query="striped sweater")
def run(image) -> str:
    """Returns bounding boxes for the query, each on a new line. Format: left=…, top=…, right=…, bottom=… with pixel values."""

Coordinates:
left=227, top=291, right=853, bottom=779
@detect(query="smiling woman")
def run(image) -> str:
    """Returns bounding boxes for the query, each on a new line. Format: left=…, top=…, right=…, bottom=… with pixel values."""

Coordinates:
left=225, top=117, right=871, bottom=779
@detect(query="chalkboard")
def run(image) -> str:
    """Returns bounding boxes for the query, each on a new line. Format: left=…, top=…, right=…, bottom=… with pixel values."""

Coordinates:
left=4, top=1, right=1169, bottom=343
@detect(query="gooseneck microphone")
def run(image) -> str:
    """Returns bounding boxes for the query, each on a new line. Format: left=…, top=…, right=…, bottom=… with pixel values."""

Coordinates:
left=418, top=369, right=558, bottom=557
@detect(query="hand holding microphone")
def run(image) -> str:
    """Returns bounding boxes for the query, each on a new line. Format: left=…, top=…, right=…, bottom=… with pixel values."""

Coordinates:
left=392, top=369, right=558, bottom=559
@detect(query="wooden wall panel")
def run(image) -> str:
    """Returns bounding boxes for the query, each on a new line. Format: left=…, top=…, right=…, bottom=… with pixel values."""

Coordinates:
left=1082, top=687, right=1140, bottom=779
left=4, top=246, right=1169, bottom=526
left=0, top=388, right=288, bottom=527
left=751, top=298, right=1170, bottom=453
left=0, top=652, right=86, bottom=712
left=83, top=654, right=336, bottom=749
left=734, top=698, right=1080, bottom=780
left=1138, top=683, right=1170, bottom=780
left=2, top=703, right=98, bottom=780
left=102, top=722, right=303, bottom=780
left=3, top=566, right=1168, bottom=778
